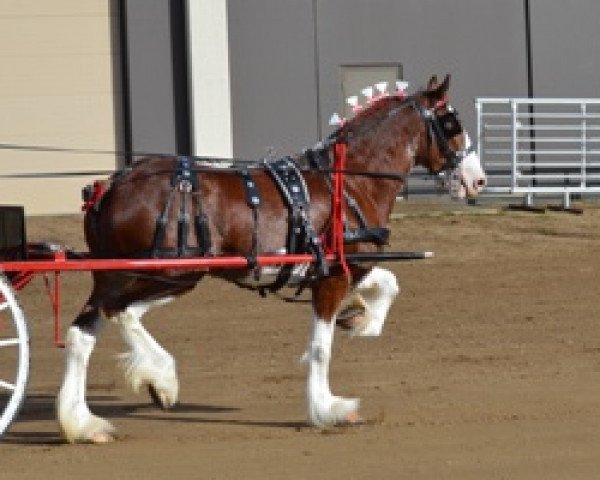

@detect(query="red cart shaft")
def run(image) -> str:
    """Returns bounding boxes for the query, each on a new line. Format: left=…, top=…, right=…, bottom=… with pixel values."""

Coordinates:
left=0, top=253, right=337, bottom=273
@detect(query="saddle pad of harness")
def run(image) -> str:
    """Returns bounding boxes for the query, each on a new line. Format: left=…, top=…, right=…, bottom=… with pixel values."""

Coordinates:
left=264, top=156, right=310, bottom=209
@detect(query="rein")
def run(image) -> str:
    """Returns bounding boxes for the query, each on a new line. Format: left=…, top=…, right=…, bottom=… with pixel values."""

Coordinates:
left=0, top=141, right=258, bottom=164
left=115, top=166, right=408, bottom=181
left=0, top=91, right=470, bottom=181
left=0, top=165, right=408, bottom=181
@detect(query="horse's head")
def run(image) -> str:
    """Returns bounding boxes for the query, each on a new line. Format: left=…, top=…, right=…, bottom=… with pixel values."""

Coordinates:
left=415, top=75, right=487, bottom=199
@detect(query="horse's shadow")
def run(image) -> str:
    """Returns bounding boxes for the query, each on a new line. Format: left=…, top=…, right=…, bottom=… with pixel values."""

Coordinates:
left=2, top=393, right=306, bottom=445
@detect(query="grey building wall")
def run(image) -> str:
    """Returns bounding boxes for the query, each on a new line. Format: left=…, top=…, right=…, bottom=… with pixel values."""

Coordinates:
left=316, top=0, right=530, bottom=139
left=530, top=0, right=600, bottom=97
left=227, top=0, right=530, bottom=158
left=121, top=0, right=189, bottom=159
left=122, top=1, right=600, bottom=163
left=227, top=0, right=319, bottom=159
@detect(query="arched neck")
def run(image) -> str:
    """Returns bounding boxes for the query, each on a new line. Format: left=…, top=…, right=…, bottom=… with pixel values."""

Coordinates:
left=340, top=107, right=422, bottom=223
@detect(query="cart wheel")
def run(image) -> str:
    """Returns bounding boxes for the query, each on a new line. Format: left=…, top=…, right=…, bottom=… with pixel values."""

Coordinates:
left=0, top=274, right=29, bottom=437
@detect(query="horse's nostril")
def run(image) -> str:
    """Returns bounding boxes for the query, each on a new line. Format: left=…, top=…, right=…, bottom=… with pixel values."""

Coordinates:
left=476, top=178, right=486, bottom=188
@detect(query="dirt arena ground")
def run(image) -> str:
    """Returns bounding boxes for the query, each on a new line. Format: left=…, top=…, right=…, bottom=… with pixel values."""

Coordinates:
left=3, top=199, right=600, bottom=479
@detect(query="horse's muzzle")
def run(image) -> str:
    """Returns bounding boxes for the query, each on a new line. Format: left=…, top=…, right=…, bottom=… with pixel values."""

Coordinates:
left=464, top=175, right=487, bottom=198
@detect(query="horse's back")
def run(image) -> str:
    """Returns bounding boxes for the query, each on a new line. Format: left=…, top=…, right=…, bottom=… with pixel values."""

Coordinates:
left=85, top=157, right=177, bottom=257
left=84, top=157, right=301, bottom=259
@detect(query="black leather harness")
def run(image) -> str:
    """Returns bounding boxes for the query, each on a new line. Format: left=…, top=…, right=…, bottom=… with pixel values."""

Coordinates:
left=262, top=156, right=328, bottom=292
left=81, top=94, right=470, bottom=293
left=239, top=167, right=261, bottom=271
left=149, top=156, right=211, bottom=258
left=148, top=153, right=388, bottom=268
left=93, top=151, right=389, bottom=292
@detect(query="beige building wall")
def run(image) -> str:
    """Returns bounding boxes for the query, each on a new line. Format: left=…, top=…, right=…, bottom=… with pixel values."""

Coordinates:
left=0, top=1, right=119, bottom=215
left=186, top=0, right=232, bottom=158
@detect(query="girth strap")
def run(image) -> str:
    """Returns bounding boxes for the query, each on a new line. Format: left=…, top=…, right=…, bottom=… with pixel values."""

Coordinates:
left=239, top=168, right=261, bottom=271
left=263, top=157, right=328, bottom=292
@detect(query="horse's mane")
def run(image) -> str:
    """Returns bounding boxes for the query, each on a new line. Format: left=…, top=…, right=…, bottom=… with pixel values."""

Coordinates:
left=330, top=91, right=424, bottom=145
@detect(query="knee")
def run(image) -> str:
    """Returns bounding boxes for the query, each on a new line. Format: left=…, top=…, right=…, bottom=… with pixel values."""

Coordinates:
left=357, top=267, right=399, bottom=296
left=377, top=268, right=400, bottom=297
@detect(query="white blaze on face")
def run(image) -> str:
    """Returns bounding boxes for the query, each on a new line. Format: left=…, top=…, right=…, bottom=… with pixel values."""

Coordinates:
left=454, top=133, right=486, bottom=199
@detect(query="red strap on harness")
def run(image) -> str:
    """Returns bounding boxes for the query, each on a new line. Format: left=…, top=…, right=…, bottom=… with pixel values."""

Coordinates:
left=332, top=142, right=350, bottom=278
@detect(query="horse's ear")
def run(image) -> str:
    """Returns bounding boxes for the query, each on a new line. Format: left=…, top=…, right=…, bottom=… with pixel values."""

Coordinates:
left=426, top=75, right=439, bottom=90
left=424, top=74, right=451, bottom=103
left=438, top=74, right=451, bottom=94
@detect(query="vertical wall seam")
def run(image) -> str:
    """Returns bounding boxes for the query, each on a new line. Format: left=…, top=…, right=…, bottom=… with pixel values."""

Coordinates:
left=117, top=0, right=133, bottom=165
left=312, top=0, right=322, bottom=139
left=169, top=0, right=192, bottom=155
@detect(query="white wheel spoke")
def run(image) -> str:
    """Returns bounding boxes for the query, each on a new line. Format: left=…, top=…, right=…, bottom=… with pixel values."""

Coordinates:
left=0, top=274, right=30, bottom=437
left=0, top=379, right=16, bottom=392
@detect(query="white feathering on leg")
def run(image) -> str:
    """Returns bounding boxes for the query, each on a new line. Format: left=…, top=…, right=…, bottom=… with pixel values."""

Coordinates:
left=57, top=326, right=115, bottom=443
left=349, top=267, right=400, bottom=337
left=343, top=267, right=400, bottom=337
left=114, top=298, right=179, bottom=408
left=305, top=318, right=359, bottom=426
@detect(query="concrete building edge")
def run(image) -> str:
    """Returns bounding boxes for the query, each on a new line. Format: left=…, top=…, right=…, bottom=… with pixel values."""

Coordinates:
left=186, top=0, right=233, bottom=158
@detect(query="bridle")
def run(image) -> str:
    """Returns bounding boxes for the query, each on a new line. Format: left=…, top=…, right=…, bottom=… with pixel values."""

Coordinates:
left=330, top=95, right=476, bottom=177
left=414, top=102, right=476, bottom=173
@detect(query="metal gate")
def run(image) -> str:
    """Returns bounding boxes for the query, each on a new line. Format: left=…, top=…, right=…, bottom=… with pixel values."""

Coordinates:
left=476, top=98, right=600, bottom=208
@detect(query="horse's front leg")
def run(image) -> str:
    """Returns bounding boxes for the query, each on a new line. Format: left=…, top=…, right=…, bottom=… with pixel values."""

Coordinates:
left=112, top=298, right=179, bottom=410
left=337, top=267, right=400, bottom=337
left=57, top=302, right=115, bottom=444
left=306, top=273, right=361, bottom=427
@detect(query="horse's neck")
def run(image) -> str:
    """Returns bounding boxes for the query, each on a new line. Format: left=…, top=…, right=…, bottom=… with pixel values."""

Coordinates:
left=344, top=114, right=420, bottom=223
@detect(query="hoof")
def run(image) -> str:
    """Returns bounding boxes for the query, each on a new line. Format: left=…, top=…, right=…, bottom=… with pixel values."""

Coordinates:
left=118, top=351, right=179, bottom=408
left=336, top=313, right=368, bottom=333
left=148, top=384, right=176, bottom=410
left=342, top=410, right=365, bottom=426
left=60, top=414, right=116, bottom=444
left=309, top=397, right=361, bottom=428
left=336, top=292, right=371, bottom=335
left=89, top=431, right=116, bottom=444
left=336, top=304, right=366, bottom=331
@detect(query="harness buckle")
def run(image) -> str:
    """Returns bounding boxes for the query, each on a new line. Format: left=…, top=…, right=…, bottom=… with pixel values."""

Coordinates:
left=178, top=179, right=193, bottom=193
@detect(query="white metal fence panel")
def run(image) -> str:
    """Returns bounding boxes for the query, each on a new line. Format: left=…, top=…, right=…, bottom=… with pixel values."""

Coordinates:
left=476, top=98, right=600, bottom=206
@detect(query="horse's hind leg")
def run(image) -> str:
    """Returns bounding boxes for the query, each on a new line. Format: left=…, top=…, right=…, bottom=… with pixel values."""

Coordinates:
left=305, top=273, right=361, bottom=427
left=111, top=297, right=179, bottom=410
left=57, top=297, right=115, bottom=444
left=108, top=276, right=201, bottom=410
left=57, top=275, right=187, bottom=443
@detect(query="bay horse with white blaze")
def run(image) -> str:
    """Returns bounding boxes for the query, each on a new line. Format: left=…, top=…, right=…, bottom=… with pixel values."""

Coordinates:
left=57, top=75, right=486, bottom=443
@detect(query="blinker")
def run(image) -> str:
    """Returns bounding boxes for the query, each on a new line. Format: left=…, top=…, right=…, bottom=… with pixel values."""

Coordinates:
left=437, top=111, right=463, bottom=138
